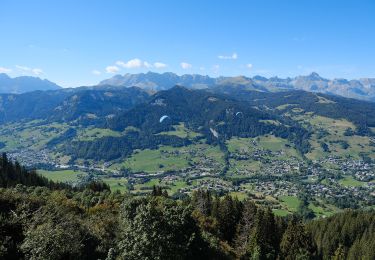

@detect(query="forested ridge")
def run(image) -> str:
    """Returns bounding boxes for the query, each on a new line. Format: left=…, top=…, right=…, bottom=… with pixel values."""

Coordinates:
left=1, top=154, right=374, bottom=259
left=61, top=86, right=311, bottom=161
left=0, top=87, right=150, bottom=124
left=212, top=88, right=375, bottom=135
left=52, top=86, right=375, bottom=163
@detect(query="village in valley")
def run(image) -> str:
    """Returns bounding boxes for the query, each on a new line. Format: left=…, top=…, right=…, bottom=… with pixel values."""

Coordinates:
left=7, top=129, right=375, bottom=217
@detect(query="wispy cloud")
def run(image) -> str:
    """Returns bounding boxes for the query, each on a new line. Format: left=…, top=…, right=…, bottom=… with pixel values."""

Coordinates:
left=92, top=70, right=101, bottom=75
left=180, top=62, right=192, bottom=69
left=105, top=65, right=119, bottom=74
left=218, top=52, right=238, bottom=60
left=0, top=67, right=12, bottom=73
left=32, top=68, right=43, bottom=75
left=246, top=64, right=253, bottom=70
left=153, top=62, right=167, bottom=69
left=15, top=65, right=43, bottom=75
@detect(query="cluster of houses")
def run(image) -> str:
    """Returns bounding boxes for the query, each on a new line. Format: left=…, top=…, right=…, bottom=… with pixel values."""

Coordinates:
left=249, top=180, right=299, bottom=197
left=8, top=149, right=51, bottom=167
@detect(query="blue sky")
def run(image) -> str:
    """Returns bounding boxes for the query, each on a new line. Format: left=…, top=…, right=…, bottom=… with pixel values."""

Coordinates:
left=0, top=0, right=374, bottom=87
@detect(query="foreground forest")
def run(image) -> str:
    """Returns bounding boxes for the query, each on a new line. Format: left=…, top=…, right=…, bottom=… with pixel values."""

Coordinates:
left=1, top=154, right=374, bottom=260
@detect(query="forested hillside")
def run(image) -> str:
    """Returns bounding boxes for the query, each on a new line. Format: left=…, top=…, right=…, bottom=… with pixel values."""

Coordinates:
left=211, top=87, right=375, bottom=135
left=307, top=210, right=375, bottom=259
left=0, top=157, right=374, bottom=259
left=0, top=87, right=150, bottom=124
left=64, top=86, right=310, bottom=161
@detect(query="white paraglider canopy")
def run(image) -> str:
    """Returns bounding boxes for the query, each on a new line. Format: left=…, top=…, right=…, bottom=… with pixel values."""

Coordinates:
left=235, top=111, right=243, bottom=116
left=210, top=128, right=219, bottom=138
left=159, top=115, right=170, bottom=123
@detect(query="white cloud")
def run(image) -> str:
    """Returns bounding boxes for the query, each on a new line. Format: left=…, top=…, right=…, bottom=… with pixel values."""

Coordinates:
left=113, top=58, right=168, bottom=70
left=32, top=68, right=43, bottom=75
left=143, top=61, right=152, bottom=68
left=115, top=61, right=125, bottom=67
left=0, top=67, right=12, bottom=73
left=15, top=65, right=29, bottom=71
left=116, top=58, right=143, bottom=69
left=15, top=65, right=43, bottom=75
left=180, top=62, right=192, bottom=69
left=105, top=65, right=119, bottom=74
left=246, top=64, right=253, bottom=69
left=153, top=62, right=167, bottom=69
left=92, top=70, right=101, bottom=75
left=218, top=52, right=238, bottom=60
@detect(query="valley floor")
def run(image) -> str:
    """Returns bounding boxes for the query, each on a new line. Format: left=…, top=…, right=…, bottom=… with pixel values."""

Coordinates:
left=1, top=110, right=375, bottom=218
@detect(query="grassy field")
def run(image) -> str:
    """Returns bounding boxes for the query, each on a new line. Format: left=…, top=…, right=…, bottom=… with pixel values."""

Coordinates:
left=227, top=137, right=254, bottom=153
left=308, top=203, right=335, bottom=217
left=229, top=191, right=249, bottom=200
left=276, top=103, right=298, bottom=110
left=133, top=179, right=160, bottom=194
left=339, top=175, right=366, bottom=187
left=257, top=135, right=290, bottom=152
left=227, top=135, right=300, bottom=160
left=121, top=147, right=190, bottom=173
left=133, top=179, right=188, bottom=195
left=279, top=195, right=300, bottom=212
left=0, top=121, right=70, bottom=151
left=76, top=127, right=122, bottom=141
left=193, top=144, right=225, bottom=164
left=101, top=177, right=128, bottom=193
left=38, top=169, right=86, bottom=183
left=287, top=114, right=375, bottom=160
left=110, top=143, right=225, bottom=174
left=316, top=95, right=336, bottom=104
left=157, top=123, right=202, bottom=139
left=259, top=119, right=281, bottom=126
left=275, top=194, right=337, bottom=217
left=167, top=180, right=188, bottom=194
left=272, top=209, right=290, bottom=216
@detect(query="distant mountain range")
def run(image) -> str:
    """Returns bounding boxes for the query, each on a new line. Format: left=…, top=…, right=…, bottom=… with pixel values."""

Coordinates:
left=99, top=72, right=216, bottom=91
left=0, top=73, right=61, bottom=94
left=99, top=72, right=375, bottom=101
left=1, top=72, right=375, bottom=102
